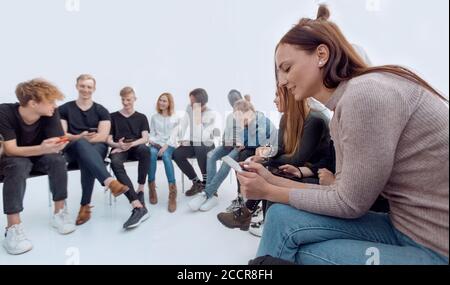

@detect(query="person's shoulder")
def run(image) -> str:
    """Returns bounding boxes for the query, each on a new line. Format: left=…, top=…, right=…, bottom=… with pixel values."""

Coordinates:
left=93, top=102, right=111, bottom=115
left=93, top=102, right=108, bottom=110
left=0, top=103, right=18, bottom=119
left=340, top=73, right=406, bottom=108
left=134, top=111, right=148, bottom=119
left=305, top=111, right=328, bottom=129
left=150, top=112, right=161, bottom=120
left=0, top=103, right=17, bottom=112
left=347, top=72, right=420, bottom=96
left=59, top=100, right=75, bottom=107
left=110, top=111, right=120, bottom=118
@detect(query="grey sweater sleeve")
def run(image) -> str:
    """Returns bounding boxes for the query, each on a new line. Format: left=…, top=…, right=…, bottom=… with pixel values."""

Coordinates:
left=289, top=78, right=411, bottom=218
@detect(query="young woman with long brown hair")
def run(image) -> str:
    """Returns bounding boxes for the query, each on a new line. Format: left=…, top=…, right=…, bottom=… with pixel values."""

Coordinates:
left=237, top=5, right=448, bottom=264
left=147, top=92, right=180, bottom=212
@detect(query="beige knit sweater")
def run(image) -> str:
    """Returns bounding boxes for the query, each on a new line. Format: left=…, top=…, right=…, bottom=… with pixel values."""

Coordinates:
left=289, top=72, right=449, bottom=258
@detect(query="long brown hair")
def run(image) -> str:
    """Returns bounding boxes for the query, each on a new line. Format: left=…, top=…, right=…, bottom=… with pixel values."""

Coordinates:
left=277, top=86, right=310, bottom=156
left=279, top=4, right=447, bottom=102
left=156, top=92, right=175, bottom=116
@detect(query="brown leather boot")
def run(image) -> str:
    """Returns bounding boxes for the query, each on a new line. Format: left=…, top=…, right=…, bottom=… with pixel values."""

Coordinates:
left=168, top=183, right=177, bottom=213
left=108, top=180, right=129, bottom=197
left=76, top=205, right=93, bottom=225
left=148, top=181, right=157, bottom=204
left=217, top=205, right=252, bottom=231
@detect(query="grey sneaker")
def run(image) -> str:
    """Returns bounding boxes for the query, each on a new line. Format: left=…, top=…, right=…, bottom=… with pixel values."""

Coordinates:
left=123, top=207, right=149, bottom=229
left=137, top=191, right=145, bottom=208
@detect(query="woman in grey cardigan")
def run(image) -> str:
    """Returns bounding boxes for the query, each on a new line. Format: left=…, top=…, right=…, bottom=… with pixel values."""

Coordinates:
left=237, top=5, right=448, bottom=264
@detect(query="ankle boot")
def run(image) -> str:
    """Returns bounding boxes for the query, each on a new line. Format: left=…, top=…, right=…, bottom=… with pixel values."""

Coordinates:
left=148, top=181, right=157, bottom=204
left=76, top=204, right=93, bottom=225
left=168, top=183, right=177, bottom=213
left=217, top=205, right=251, bottom=231
left=108, top=180, right=129, bottom=197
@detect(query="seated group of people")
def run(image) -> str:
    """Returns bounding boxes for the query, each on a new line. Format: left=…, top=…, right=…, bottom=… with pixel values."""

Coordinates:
left=1, top=4, right=448, bottom=265
left=0, top=72, right=336, bottom=256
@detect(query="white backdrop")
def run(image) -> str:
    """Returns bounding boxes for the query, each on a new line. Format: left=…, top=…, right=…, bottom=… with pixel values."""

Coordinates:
left=0, top=0, right=448, bottom=128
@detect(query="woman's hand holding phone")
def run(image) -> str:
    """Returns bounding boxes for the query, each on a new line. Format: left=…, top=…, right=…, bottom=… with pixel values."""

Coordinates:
left=236, top=162, right=274, bottom=200
left=222, top=156, right=245, bottom=173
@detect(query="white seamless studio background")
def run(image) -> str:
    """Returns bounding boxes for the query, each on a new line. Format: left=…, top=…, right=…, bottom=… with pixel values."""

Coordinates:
left=0, top=0, right=448, bottom=120
left=0, top=0, right=448, bottom=265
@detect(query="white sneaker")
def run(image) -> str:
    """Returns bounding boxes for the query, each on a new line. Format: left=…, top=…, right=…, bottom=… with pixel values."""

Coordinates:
left=52, top=208, right=76, bottom=235
left=251, top=207, right=263, bottom=223
left=249, top=220, right=264, bottom=237
left=188, top=192, right=208, bottom=211
left=199, top=195, right=219, bottom=212
left=3, top=223, right=33, bottom=255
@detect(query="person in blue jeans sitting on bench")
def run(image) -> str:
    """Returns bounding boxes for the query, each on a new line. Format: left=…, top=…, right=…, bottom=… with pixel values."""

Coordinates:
left=186, top=89, right=243, bottom=212
left=107, top=86, right=150, bottom=229
left=0, top=79, right=76, bottom=255
left=236, top=5, right=448, bottom=265
left=147, top=92, right=180, bottom=213
left=59, top=74, right=129, bottom=226
left=190, top=97, right=278, bottom=215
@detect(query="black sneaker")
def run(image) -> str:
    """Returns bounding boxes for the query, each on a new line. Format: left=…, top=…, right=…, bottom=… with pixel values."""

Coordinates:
left=137, top=191, right=145, bottom=208
left=123, top=207, right=149, bottom=229
left=185, top=181, right=204, bottom=196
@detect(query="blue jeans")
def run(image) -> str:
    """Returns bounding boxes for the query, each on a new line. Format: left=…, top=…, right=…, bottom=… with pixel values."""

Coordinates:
left=204, top=146, right=240, bottom=198
left=148, top=146, right=176, bottom=184
left=258, top=204, right=448, bottom=265
left=64, top=139, right=111, bottom=206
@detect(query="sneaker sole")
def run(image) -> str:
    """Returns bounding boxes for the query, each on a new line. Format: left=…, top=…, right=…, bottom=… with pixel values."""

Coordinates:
left=188, top=203, right=202, bottom=212
left=188, top=197, right=206, bottom=211
left=124, top=212, right=150, bottom=229
left=249, top=229, right=262, bottom=237
left=51, top=221, right=77, bottom=235
left=52, top=225, right=77, bottom=235
left=199, top=202, right=218, bottom=212
left=3, top=243, right=33, bottom=255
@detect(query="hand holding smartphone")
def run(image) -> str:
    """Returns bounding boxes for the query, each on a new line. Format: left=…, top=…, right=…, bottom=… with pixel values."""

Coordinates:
left=222, top=156, right=245, bottom=173
left=58, top=136, right=69, bottom=143
left=268, top=166, right=301, bottom=181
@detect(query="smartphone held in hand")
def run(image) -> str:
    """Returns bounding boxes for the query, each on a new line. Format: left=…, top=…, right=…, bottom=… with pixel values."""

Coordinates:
left=58, top=136, right=69, bottom=143
left=222, top=156, right=245, bottom=173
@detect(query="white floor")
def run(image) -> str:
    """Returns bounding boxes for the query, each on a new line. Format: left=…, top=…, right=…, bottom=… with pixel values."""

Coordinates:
left=0, top=162, right=260, bottom=265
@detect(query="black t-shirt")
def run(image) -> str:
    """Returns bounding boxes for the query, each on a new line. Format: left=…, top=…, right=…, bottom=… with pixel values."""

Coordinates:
left=0, top=103, right=64, bottom=147
left=58, top=101, right=110, bottom=135
left=110, top=111, right=150, bottom=142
